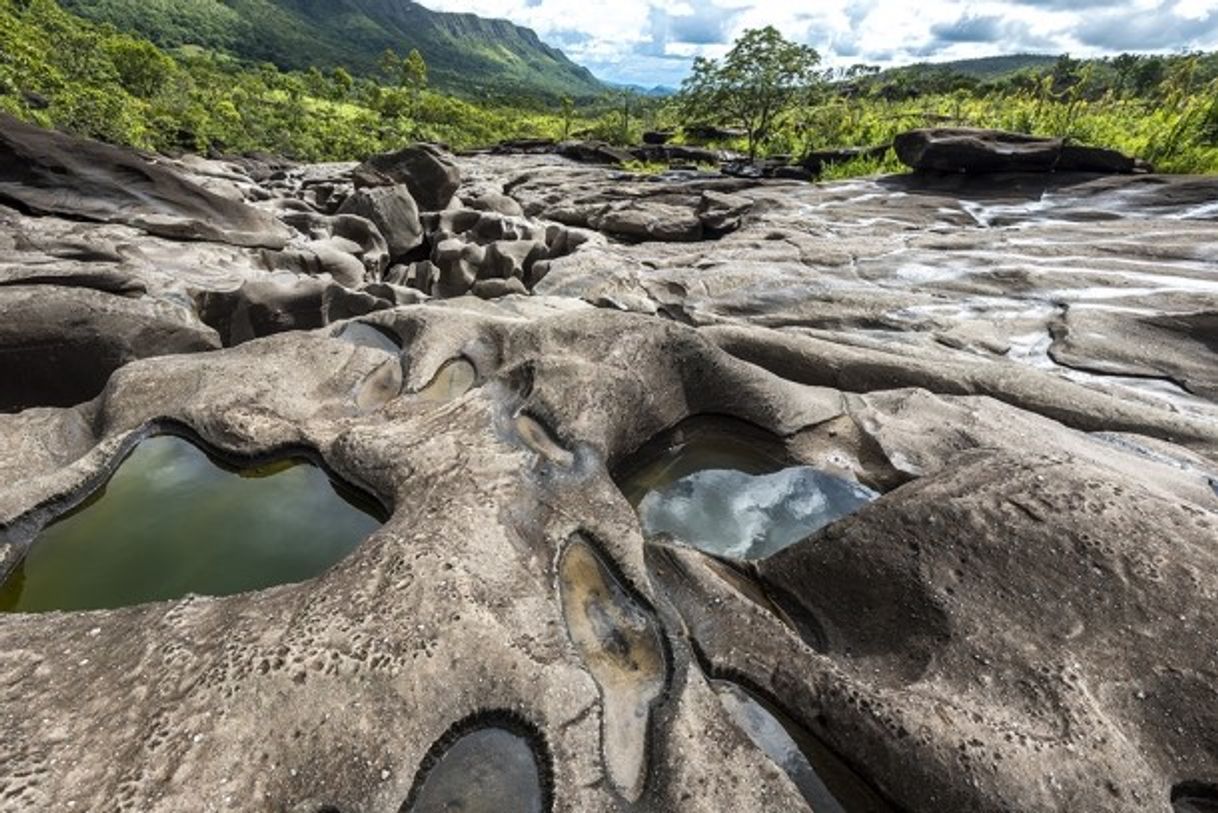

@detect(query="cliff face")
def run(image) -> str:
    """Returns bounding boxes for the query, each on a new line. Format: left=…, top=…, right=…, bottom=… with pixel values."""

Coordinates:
left=61, top=0, right=605, bottom=100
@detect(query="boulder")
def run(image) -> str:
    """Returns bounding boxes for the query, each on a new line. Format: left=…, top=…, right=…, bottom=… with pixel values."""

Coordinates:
left=1057, top=144, right=1138, bottom=174
left=352, top=144, right=461, bottom=211
left=0, top=114, right=290, bottom=248
left=431, top=238, right=485, bottom=297
left=483, top=239, right=547, bottom=280
left=894, top=128, right=1139, bottom=174
left=277, top=211, right=390, bottom=279
left=591, top=202, right=704, bottom=242
left=558, top=141, right=636, bottom=166
left=471, top=276, right=529, bottom=299
left=194, top=277, right=388, bottom=346
left=631, top=144, right=729, bottom=166
left=895, top=128, right=1061, bottom=173
left=490, top=138, right=558, bottom=155
left=683, top=124, right=747, bottom=142
left=465, top=191, right=525, bottom=218
left=336, top=185, right=424, bottom=261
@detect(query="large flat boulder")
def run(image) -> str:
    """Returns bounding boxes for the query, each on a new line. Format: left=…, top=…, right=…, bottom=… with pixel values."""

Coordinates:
left=894, top=127, right=1139, bottom=174
left=0, top=115, right=290, bottom=248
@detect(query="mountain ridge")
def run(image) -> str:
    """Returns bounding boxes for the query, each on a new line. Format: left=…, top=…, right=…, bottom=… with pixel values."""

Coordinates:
left=60, top=0, right=606, bottom=101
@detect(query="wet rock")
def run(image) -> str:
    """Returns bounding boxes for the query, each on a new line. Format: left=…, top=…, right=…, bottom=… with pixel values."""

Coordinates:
left=352, top=143, right=461, bottom=211
left=558, top=537, right=666, bottom=801
left=1050, top=308, right=1218, bottom=400
left=0, top=114, right=290, bottom=248
left=642, top=131, right=675, bottom=145
left=336, top=185, right=424, bottom=261
left=3, top=122, right=1218, bottom=813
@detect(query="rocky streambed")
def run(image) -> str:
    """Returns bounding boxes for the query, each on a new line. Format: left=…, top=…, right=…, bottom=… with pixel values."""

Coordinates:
left=1, top=113, right=1217, bottom=812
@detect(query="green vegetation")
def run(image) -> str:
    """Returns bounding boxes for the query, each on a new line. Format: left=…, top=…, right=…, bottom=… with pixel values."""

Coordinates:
left=3, top=2, right=1216, bottom=178
left=0, top=0, right=589, bottom=160
left=58, top=0, right=605, bottom=102
left=679, top=26, right=821, bottom=157
left=669, top=30, right=1218, bottom=174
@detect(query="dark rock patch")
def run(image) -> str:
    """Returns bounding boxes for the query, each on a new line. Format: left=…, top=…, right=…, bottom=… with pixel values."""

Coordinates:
left=0, top=285, right=219, bottom=412
left=894, top=127, right=1139, bottom=174
left=353, top=144, right=461, bottom=211
left=0, top=114, right=289, bottom=248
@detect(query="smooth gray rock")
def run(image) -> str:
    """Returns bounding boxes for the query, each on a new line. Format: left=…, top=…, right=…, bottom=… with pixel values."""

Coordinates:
left=352, top=143, right=461, bottom=211
left=0, top=114, right=290, bottom=248
left=337, top=185, right=424, bottom=261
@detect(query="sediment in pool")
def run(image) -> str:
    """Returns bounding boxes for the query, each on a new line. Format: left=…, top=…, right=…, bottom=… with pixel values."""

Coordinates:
left=0, top=433, right=384, bottom=613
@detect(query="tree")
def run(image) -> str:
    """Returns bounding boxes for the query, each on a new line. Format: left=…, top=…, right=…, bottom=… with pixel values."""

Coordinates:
left=330, top=66, right=353, bottom=100
left=377, top=48, right=401, bottom=83
left=402, top=49, right=427, bottom=95
left=678, top=26, right=821, bottom=157
left=105, top=35, right=174, bottom=98
left=560, top=95, right=574, bottom=139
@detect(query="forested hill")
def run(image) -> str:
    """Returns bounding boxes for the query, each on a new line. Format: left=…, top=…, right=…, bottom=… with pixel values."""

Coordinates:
left=59, top=0, right=606, bottom=101
left=899, top=54, right=1060, bottom=80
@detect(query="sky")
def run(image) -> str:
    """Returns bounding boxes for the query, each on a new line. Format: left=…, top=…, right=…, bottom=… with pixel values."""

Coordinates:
left=418, top=0, right=1218, bottom=86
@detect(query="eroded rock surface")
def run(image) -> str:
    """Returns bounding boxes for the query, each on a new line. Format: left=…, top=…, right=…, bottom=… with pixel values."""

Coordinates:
left=0, top=118, right=1216, bottom=813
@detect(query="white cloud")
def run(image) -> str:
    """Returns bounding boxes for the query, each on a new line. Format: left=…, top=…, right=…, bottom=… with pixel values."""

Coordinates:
left=417, top=0, right=1218, bottom=85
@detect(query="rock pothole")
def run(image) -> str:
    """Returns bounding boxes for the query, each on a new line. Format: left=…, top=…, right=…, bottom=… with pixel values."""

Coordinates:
left=0, top=431, right=384, bottom=613
left=1174, top=782, right=1218, bottom=813
left=557, top=535, right=667, bottom=801
left=617, top=416, right=878, bottom=560
left=400, top=713, right=552, bottom=813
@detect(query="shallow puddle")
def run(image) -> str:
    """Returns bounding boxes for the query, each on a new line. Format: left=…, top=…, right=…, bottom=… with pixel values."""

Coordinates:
left=615, top=419, right=789, bottom=508
left=714, top=681, right=896, bottom=813
left=0, top=435, right=383, bottom=613
left=405, top=727, right=545, bottom=813
left=617, top=419, right=876, bottom=560
left=558, top=537, right=665, bottom=801
left=640, top=466, right=878, bottom=560
left=416, top=358, right=477, bottom=401
left=334, top=321, right=402, bottom=354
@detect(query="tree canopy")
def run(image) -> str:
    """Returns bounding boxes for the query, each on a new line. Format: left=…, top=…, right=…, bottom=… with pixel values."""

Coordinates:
left=679, top=26, right=821, bottom=157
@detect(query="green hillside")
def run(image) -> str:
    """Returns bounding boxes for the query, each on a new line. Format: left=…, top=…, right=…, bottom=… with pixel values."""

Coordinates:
left=59, top=0, right=605, bottom=101
left=905, top=54, right=1060, bottom=79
